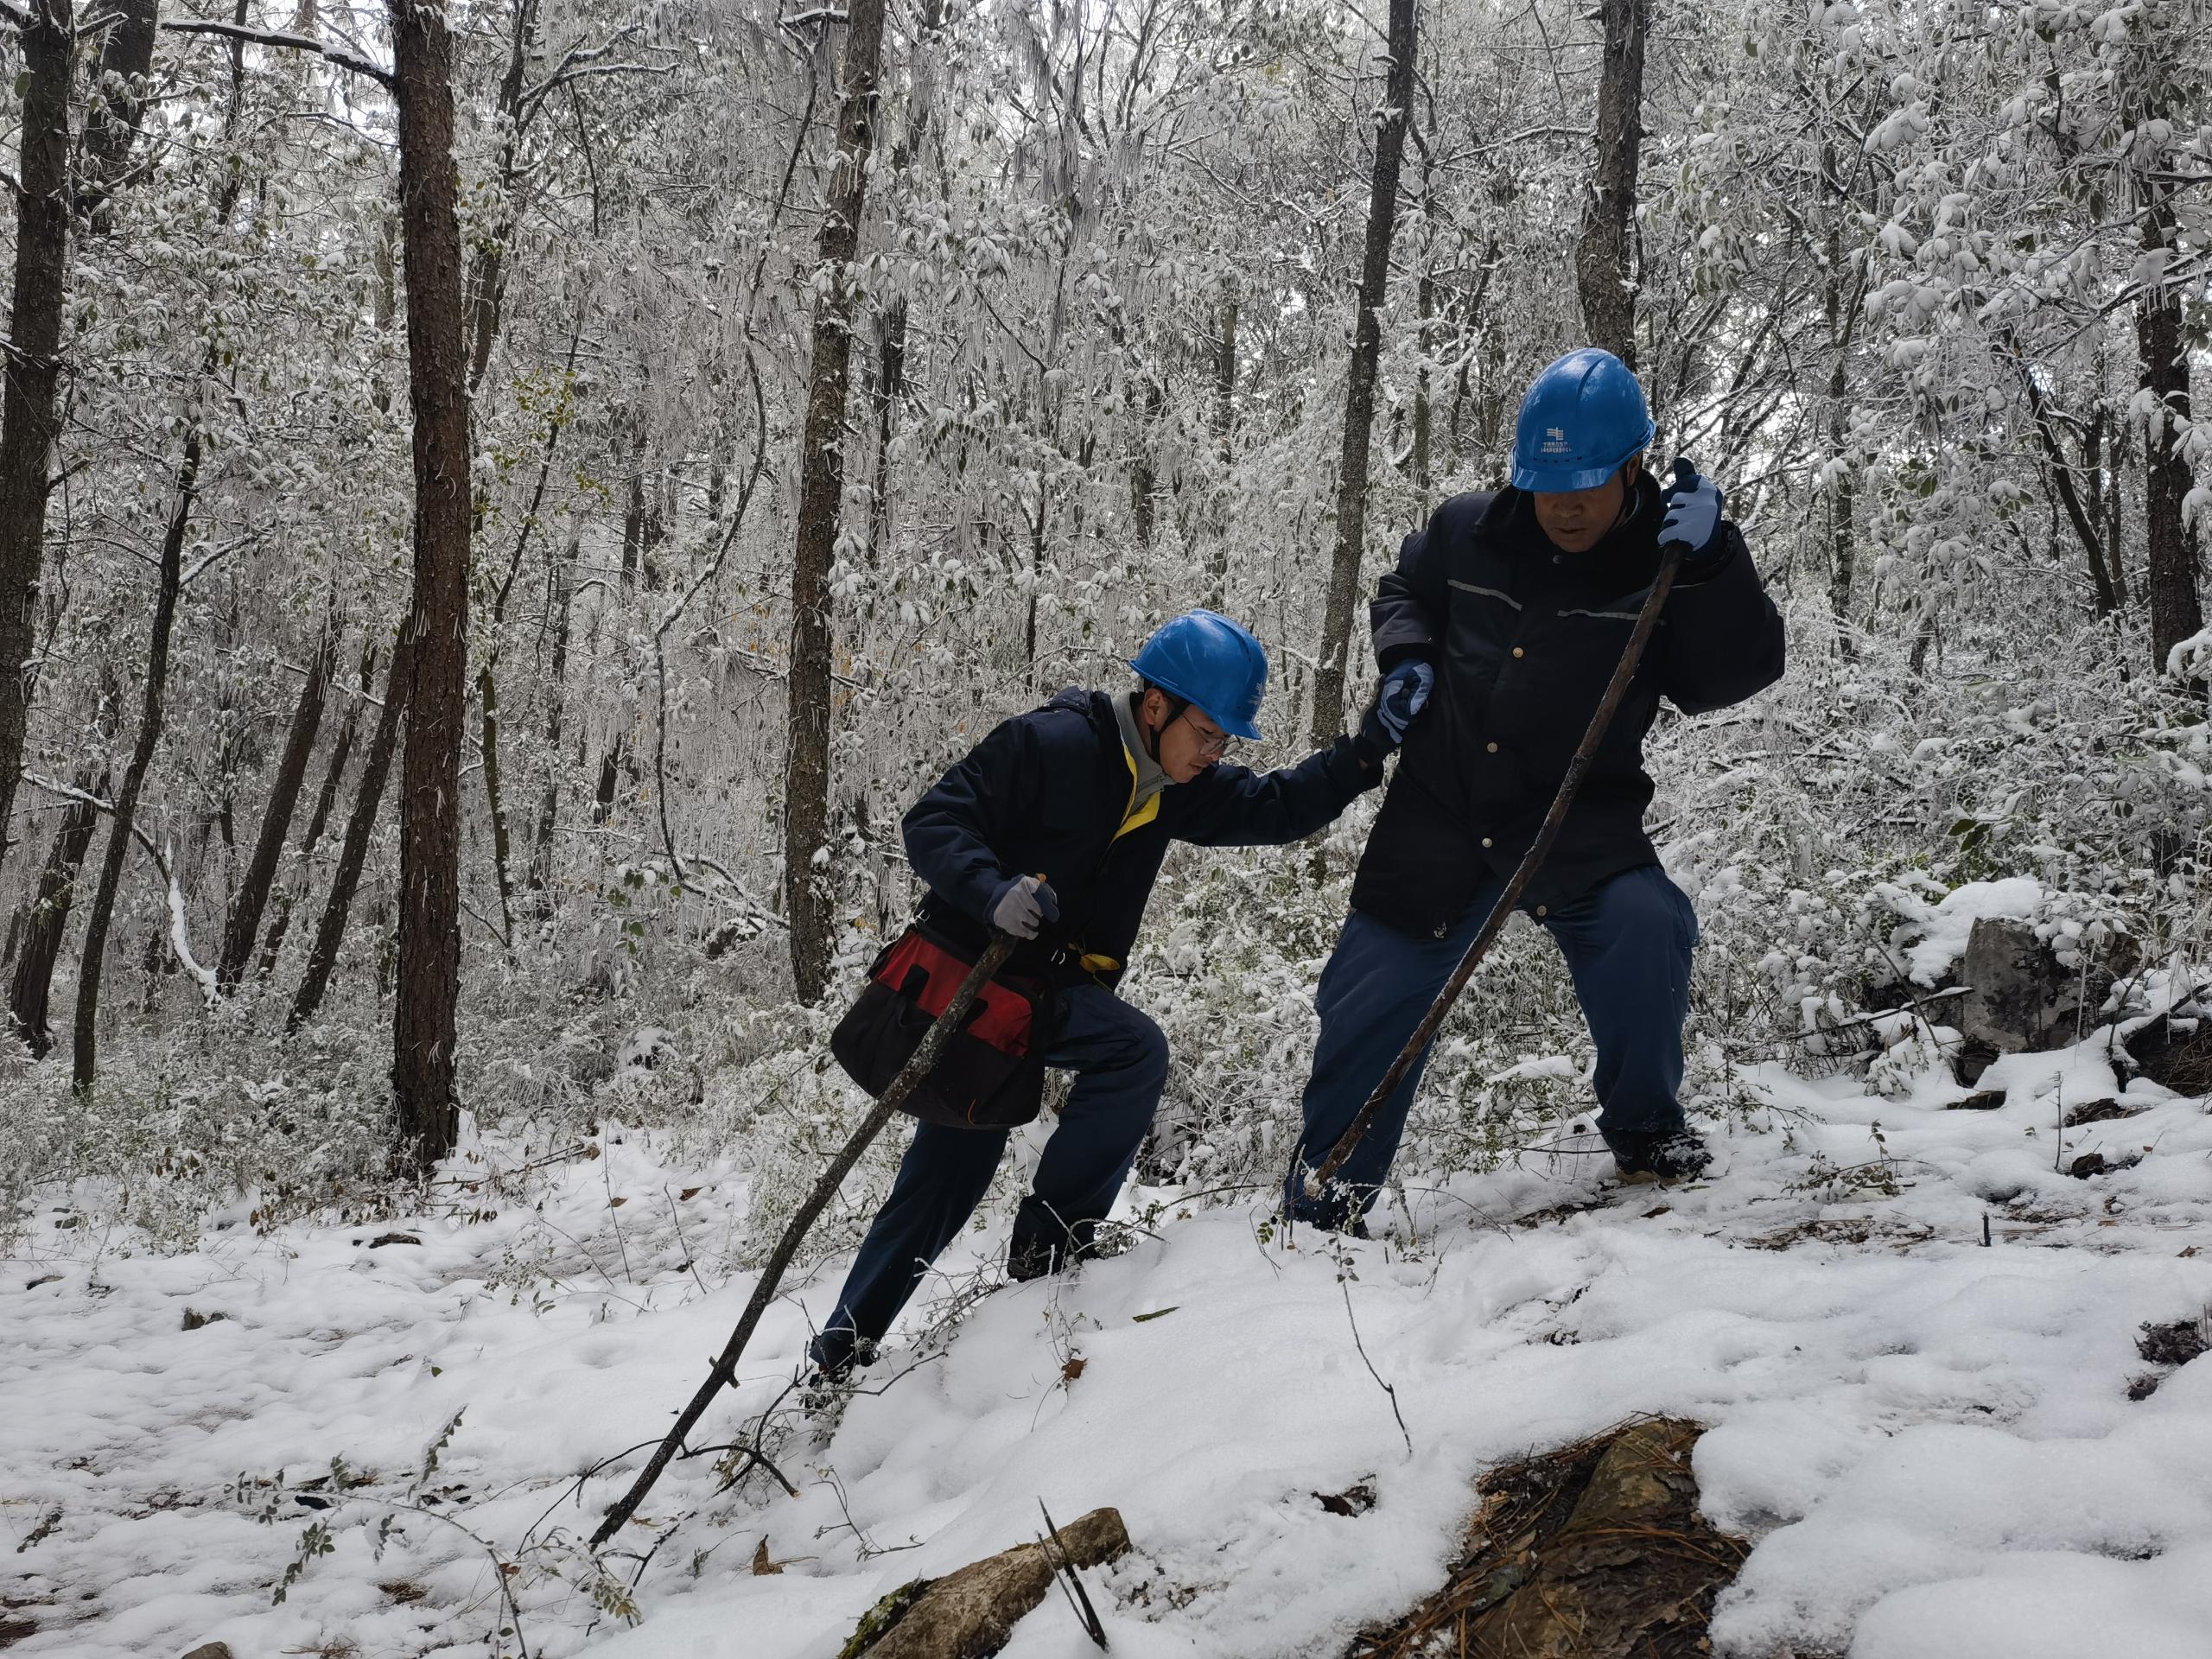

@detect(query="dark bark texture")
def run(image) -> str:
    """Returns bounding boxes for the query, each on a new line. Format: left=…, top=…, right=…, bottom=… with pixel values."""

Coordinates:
left=219, top=631, right=334, bottom=989
left=2137, top=194, right=2205, bottom=683
left=257, top=642, right=372, bottom=980
left=1310, top=0, right=1415, bottom=748
left=0, top=0, right=76, bottom=882
left=785, top=0, right=888, bottom=1003
left=385, top=0, right=474, bottom=1169
left=1575, top=0, right=1648, bottom=368
left=77, top=0, right=159, bottom=218
left=7, top=769, right=105, bottom=1057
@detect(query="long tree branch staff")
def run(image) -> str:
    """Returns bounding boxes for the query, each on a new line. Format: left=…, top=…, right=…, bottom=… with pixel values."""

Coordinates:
left=811, top=611, right=1409, bottom=1380
left=1287, top=348, right=1788, bottom=1230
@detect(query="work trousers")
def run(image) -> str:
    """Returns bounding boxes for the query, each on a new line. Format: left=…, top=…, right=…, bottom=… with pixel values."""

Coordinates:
left=810, top=982, right=1169, bottom=1370
left=1285, top=862, right=1699, bottom=1227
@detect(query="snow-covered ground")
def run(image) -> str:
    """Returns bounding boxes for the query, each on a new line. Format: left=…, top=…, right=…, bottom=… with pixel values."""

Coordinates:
left=6, top=1036, right=2210, bottom=1659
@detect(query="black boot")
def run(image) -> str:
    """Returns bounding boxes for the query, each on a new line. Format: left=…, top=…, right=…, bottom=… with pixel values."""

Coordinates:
left=1605, top=1127, right=1713, bottom=1184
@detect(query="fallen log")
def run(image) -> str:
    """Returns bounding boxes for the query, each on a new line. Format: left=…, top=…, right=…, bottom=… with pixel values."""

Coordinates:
left=841, top=1504, right=1130, bottom=1659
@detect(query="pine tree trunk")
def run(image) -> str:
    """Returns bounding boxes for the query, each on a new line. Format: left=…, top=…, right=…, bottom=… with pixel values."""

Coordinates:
left=218, top=631, right=334, bottom=989
left=385, top=0, right=474, bottom=1170
left=785, top=0, right=888, bottom=1004
left=289, top=637, right=409, bottom=1030
left=7, top=769, right=105, bottom=1058
left=1574, top=0, right=1647, bottom=367
left=0, top=0, right=75, bottom=886
left=2137, top=192, right=2205, bottom=683
left=1309, top=0, right=1415, bottom=749
left=257, top=642, right=371, bottom=979
left=73, top=414, right=197, bottom=1095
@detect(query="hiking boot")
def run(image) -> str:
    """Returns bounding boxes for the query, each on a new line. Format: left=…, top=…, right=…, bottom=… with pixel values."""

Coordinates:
left=802, top=1332, right=876, bottom=1413
left=1007, top=1216, right=1101, bottom=1282
left=1606, top=1128, right=1713, bottom=1184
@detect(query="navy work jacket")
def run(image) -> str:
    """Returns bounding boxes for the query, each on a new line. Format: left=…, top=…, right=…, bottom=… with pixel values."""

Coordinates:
left=1352, top=474, right=1786, bottom=936
left=905, top=688, right=1378, bottom=987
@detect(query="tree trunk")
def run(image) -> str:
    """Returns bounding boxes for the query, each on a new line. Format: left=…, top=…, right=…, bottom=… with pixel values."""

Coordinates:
left=2137, top=191, right=2205, bottom=683
left=218, top=630, right=334, bottom=989
left=1574, top=0, right=1647, bottom=367
left=1130, top=375, right=1161, bottom=548
left=785, top=0, right=888, bottom=1004
left=7, top=769, right=105, bottom=1057
left=1309, top=0, right=1415, bottom=749
left=1206, top=283, right=1238, bottom=607
left=465, top=0, right=538, bottom=394
left=1822, top=145, right=1864, bottom=627
left=385, top=0, right=474, bottom=1170
left=289, top=636, right=410, bottom=1031
left=866, top=297, right=907, bottom=567
left=76, top=0, right=158, bottom=219
left=258, top=641, right=371, bottom=979
left=0, top=0, right=75, bottom=884
left=531, top=522, right=581, bottom=897
left=73, top=411, right=197, bottom=1095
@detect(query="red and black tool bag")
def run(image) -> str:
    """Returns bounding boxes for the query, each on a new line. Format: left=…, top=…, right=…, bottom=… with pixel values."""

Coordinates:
left=830, top=924, right=1052, bottom=1129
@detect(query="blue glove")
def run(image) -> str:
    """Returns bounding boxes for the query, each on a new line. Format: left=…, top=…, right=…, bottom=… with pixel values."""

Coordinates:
left=987, top=874, right=1059, bottom=939
left=1659, top=458, right=1725, bottom=557
left=1360, top=659, right=1435, bottom=753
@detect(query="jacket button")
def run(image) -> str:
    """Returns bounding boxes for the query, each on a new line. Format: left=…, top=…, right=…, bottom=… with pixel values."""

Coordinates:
left=1485, top=741, right=1498, bottom=753
left=1535, top=905, right=1548, bottom=918
left=1481, top=836, right=1493, bottom=849
left=1433, top=922, right=1447, bottom=938
left=1511, top=646, right=1525, bottom=658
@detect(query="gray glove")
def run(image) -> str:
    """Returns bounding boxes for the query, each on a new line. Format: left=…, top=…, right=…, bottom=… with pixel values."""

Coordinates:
left=988, top=874, right=1059, bottom=939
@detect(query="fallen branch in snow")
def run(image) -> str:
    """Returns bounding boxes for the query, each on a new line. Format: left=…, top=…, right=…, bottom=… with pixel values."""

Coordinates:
left=1303, top=533, right=1688, bottom=1203
left=588, top=931, right=1019, bottom=1548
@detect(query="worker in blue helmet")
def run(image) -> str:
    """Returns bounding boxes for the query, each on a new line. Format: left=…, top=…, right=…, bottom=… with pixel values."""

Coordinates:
left=810, top=609, right=1402, bottom=1382
left=1286, top=347, right=1787, bottom=1223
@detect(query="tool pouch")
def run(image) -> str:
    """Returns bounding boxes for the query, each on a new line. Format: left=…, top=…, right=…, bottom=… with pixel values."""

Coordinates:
left=830, top=923, right=1053, bottom=1130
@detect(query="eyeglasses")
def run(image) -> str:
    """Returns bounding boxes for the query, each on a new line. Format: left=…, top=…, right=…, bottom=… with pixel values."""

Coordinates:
left=1177, top=709, right=1234, bottom=760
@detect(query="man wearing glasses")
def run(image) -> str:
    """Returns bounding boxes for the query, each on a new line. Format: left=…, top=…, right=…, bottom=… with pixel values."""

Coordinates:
left=810, top=608, right=1421, bottom=1381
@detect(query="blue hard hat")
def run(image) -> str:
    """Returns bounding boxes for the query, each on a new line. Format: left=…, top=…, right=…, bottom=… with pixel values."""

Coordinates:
left=1128, top=609, right=1268, bottom=741
left=1510, top=348, right=1656, bottom=492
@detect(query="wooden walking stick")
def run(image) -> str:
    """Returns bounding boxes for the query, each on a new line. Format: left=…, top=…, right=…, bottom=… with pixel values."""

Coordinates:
left=590, top=931, right=1018, bottom=1548
left=1301, top=537, right=1688, bottom=1205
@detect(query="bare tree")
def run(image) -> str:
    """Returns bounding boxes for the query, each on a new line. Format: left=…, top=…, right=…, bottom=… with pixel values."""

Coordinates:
left=1575, top=0, right=1647, bottom=366
left=785, top=0, right=889, bottom=1003
left=1310, top=0, right=1415, bottom=748
left=0, top=0, right=76, bottom=880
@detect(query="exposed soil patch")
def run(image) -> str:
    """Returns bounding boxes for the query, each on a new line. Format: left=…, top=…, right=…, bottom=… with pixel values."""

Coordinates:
left=1345, top=1416, right=1746, bottom=1659
left=2128, top=1018, right=2212, bottom=1096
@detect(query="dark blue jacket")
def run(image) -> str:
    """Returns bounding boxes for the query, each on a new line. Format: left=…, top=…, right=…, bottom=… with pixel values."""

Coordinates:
left=1352, top=474, right=1785, bottom=935
left=905, top=688, right=1379, bottom=987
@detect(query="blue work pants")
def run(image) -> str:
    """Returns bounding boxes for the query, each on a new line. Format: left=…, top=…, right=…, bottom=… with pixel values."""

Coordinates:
left=1285, top=863, right=1698, bottom=1226
left=810, top=982, right=1169, bottom=1370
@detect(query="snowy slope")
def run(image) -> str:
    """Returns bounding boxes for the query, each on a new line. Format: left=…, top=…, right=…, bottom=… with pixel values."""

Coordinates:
left=5, top=1038, right=2210, bottom=1659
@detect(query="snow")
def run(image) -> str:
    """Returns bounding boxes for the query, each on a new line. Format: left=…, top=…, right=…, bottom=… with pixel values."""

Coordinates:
left=1894, top=875, right=2046, bottom=985
left=4, top=1037, right=2209, bottom=1658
